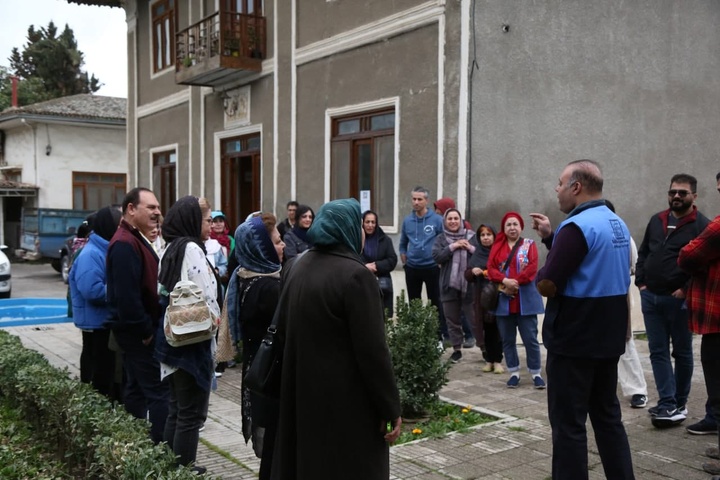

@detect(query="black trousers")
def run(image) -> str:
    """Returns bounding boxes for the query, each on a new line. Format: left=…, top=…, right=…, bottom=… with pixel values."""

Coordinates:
left=80, top=329, right=118, bottom=400
left=546, top=352, right=635, bottom=480
left=164, top=368, right=210, bottom=467
left=701, top=333, right=720, bottom=447
left=404, top=265, right=445, bottom=337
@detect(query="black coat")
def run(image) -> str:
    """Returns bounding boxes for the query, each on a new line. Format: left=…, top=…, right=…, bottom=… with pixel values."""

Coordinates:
left=271, top=246, right=401, bottom=480
left=361, top=227, right=398, bottom=279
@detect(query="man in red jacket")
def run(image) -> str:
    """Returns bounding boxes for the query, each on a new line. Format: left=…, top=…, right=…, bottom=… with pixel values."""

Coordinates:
left=679, top=173, right=720, bottom=478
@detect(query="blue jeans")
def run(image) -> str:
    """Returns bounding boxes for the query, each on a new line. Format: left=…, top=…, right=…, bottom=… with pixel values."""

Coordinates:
left=640, top=289, right=693, bottom=410
left=496, top=314, right=542, bottom=374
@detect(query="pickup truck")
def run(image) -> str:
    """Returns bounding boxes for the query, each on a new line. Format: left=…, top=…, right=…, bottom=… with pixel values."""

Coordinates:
left=19, top=208, right=93, bottom=282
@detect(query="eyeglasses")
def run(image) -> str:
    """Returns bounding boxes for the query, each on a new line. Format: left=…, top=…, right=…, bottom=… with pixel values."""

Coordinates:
left=668, top=189, right=692, bottom=198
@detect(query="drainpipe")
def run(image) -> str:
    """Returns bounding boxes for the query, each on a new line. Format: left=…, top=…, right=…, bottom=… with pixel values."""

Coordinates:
left=20, top=118, right=39, bottom=188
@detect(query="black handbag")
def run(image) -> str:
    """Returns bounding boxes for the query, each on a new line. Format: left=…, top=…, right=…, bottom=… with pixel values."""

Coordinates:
left=244, top=321, right=282, bottom=397
left=479, top=239, right=523, bottom=311
left=243, top=258, right=299, bottom=398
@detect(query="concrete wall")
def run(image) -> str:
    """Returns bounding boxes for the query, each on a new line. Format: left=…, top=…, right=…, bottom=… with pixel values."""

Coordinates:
left=4, top=123, right=126, bottom=209
left=469, top=0, right=720, bottom=241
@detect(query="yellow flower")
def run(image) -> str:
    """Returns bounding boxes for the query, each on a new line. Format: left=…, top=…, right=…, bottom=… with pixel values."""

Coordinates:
left=462, top=408, right=470, bottom=414
left=412, top=428, right=422, bottom=435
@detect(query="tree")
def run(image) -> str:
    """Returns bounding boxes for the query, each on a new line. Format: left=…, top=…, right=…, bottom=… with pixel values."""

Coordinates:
left=0, top=21, right=101, bottom=111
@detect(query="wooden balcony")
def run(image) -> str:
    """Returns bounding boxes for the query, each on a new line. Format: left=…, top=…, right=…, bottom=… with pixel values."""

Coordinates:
left=175, top=11, right=266, bottom=88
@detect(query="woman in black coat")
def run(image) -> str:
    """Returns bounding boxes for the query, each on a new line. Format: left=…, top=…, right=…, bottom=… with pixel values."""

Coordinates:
left=225, top=213, right=285, bottom=480
left=361, top=210, right=398, bottom=317
left=464, top=223, right=504, bottom=373
left=282, top=205, right=314, bottom=262
left=271, top=199, right=401, bottom=480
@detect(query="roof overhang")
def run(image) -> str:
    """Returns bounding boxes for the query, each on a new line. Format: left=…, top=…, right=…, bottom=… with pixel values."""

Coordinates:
left=0, top=187, right=38, bottom=198
left=0, top=114, right=125, bottom=130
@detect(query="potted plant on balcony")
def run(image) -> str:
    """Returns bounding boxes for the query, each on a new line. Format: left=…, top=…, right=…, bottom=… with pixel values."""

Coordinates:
left=223, top=31, right=241, bottom=57
left=248, top=25, right=262, bottom=59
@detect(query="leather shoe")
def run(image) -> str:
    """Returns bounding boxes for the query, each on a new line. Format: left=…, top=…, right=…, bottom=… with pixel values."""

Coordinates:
left=703, top=460, right=720, bottom=475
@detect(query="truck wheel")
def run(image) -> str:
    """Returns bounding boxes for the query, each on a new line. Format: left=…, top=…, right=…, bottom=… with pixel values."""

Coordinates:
left=0, top=289, right=10, bottom=299
left=51, top=259, right=62, bottom=272
left=61, top=255, right=71, bottom=284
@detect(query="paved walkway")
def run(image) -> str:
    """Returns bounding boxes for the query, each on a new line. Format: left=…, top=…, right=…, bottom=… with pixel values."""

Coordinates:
left=2, top=320, right=716, bottom=480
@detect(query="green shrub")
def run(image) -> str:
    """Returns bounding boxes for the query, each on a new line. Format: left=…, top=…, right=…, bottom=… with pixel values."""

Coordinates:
left=0, top=330, right=211, bottom=479
left=386, top=292, right=450, bottom=417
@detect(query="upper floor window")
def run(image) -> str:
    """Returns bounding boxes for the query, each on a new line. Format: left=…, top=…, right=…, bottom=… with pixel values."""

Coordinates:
left=152, top=0, right=175, bottom=73
left=225, top=0, right=263, bottom=15
left=153, top=150, right=177, bottom=211
left=331, top=109, right=396, bottom=226
left=73, top=172, right=127, bottom=210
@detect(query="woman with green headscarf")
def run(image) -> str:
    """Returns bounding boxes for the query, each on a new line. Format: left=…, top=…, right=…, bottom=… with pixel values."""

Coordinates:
left=270, top=199, right=402, bottom=480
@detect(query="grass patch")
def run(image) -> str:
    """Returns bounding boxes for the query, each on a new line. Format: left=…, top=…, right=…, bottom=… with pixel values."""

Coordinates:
left=507, top=426, right=526, bottom=432
left=634, top=332, right=648, bottom=341
left=395, top=401, right=495, bottom=445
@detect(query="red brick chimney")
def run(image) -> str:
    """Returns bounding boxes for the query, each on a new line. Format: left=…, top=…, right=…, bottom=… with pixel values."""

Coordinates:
left=11, top=76, right=18, bottom=108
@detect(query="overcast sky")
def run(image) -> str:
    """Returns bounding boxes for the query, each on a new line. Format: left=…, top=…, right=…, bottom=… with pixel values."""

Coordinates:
left=0, top=0, right=128, bottom=98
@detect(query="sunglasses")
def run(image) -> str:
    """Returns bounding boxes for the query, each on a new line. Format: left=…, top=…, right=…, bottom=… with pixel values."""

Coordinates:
left=667, top=189, right=692, bottom=198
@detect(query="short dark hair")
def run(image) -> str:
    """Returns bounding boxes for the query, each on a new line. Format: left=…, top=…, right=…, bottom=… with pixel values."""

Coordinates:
left=122, top=187, right=153, bottom=215
left=286, top=200, right=299, bottom=209
left=716, top=171, right=720, bottom=182
left=670, top=174, right=698, bottom=193
left=567, top=159, right=603, bottom=193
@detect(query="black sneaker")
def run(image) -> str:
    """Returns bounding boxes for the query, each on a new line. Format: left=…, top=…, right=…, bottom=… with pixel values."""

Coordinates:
left=450, top=350, right=462, bottom=363
left=651, top=408, right=687, bottom=428
left=190, top=466, right=207, bottom=475
left=648, top=405, right=661, bottom=417
left=630, top=394, right=647, bottom=408
left=687, top=419, right=718, bottom=435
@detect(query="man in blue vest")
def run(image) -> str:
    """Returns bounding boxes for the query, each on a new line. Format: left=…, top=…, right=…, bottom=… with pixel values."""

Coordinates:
left=530, top=159, right=634, bottom=480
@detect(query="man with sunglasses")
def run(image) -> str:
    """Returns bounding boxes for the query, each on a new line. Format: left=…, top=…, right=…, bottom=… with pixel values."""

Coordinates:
left=636, top=174, right=710, bottom=428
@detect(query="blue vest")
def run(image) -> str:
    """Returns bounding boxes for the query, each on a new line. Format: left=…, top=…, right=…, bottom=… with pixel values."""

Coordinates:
left=556, top=205, right=630, bottom=298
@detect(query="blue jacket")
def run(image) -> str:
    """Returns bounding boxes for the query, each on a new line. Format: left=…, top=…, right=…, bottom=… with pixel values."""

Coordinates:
left=541, top=201, right=631, bottom=358
left=399, top=210, right=443, bottom=268
left=69, top=233, right=110, bottom=330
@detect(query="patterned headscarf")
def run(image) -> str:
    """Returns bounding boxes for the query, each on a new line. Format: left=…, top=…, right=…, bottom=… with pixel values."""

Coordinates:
left=226, top=215, right=282, bottom=342
left=307, top=198, right=363, bottom=254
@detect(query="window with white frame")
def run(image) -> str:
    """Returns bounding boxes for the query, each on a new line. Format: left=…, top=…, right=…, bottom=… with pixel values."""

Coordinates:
left=331, top=108, right=395, bottom=226
left=152, top=0, right=175, bottom=73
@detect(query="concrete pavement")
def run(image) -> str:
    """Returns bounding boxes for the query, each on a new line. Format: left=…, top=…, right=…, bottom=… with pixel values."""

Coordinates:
left=2, top=263, right=717, bottom=479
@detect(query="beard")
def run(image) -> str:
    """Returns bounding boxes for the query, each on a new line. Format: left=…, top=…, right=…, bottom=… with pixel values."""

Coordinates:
left=668, top=197, right=693, bottom=213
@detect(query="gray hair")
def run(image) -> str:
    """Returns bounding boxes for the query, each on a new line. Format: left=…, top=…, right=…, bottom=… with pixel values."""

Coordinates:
left=411, top=186, right=430, bottom=199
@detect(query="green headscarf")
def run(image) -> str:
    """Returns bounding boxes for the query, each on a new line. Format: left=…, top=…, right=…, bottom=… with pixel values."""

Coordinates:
left=307, top=198, right=363, bottom=254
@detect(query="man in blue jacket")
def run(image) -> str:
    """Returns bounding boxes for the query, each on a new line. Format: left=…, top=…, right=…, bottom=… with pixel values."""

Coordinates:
left=399, top=186, right=443, bottom=333
left=531, top=159, right=634, bottom=480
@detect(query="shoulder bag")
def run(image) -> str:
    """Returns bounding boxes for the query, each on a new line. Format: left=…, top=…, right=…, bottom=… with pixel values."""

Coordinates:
left=479, top=238, right=523, bottom=311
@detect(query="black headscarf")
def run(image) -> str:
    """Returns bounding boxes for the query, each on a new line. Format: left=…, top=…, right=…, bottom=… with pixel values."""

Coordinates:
left=93, top=206, right=121, bottom=241
left=468, top=223, right=497, bottom=270
left=158, top=196, right=206, bottom=292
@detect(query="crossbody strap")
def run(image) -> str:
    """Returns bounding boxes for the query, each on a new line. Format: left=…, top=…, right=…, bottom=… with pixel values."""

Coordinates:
left=500, top=237, right=523, bottom=273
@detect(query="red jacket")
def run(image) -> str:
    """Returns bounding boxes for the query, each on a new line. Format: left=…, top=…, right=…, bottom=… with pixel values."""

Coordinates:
left=678, top=215, right=720, bottom=334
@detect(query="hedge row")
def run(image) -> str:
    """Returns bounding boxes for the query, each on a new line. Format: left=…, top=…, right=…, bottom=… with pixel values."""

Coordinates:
left=0, top=330, right=212, bottom=479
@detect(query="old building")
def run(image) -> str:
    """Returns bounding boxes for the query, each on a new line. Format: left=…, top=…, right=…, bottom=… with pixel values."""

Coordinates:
left=72, top=0, right=720, bottom=238
left=0, top=94, right=126, bottom=248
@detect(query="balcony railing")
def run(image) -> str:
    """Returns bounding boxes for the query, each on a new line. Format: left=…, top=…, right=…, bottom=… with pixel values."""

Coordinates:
left=175, top=11, right=266, bottom=87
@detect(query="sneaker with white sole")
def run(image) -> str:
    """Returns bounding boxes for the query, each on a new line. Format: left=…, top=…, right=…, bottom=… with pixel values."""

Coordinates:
left=507, top=375, right=520, bottom=388
left=532, top=376, right=546, bottom=389
left=687, top=418, right=718, bottom=435
left=651, top=407, right=687, bottom=428
left=630, top=394, right=647, bottom=408
left=450, top=350, right=462, bottom=363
